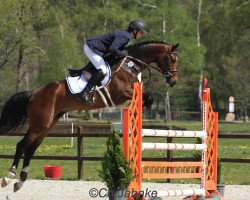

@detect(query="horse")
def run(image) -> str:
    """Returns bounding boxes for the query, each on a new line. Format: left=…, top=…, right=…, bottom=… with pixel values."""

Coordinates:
left=0, top=40, right=179, bottom=192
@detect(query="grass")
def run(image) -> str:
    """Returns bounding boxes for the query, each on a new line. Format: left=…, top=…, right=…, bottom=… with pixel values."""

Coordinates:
left=0, top=121, right=249, bottom=185
left=144, top=120, right=250, bottom=134
left=217, top=122, right=250, bottom=133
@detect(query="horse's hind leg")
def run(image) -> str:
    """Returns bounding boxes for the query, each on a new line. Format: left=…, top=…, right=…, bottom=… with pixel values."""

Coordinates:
left=1, top=115, right=61, bottom=189
left=1, top=131, right=39, bottom=188
left=2, top=82, right=64, bottom=190
left=13, top=113, right=63, bottom=192
left=13, top=133, right=46, bottom=192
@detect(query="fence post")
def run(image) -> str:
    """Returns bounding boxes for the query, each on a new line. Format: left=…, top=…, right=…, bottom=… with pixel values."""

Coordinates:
left=77, top=126, right=83, bottom=179
left=166, top=137, right=173, bottom=183
left=166, top=137, right=173, bottom=162
left=123, top=108, right=129, bottom=159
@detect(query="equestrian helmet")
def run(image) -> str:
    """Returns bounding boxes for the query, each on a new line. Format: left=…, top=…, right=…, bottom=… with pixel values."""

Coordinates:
left=128, top=20, right=147, bottom=33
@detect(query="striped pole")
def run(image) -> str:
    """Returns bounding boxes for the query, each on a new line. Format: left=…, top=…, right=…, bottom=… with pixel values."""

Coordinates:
left=142, top=143, right=207, bottom=151
left=142, top=130, right=207, bottom=138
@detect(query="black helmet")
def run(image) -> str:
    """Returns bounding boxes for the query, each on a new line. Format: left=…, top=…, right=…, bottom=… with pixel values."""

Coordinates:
left=128, top=20, right=147, bottom=33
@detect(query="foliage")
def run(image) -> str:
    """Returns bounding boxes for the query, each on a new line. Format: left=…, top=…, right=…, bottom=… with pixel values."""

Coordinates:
left=192, top=137, right=202, bottom=162
left=217, top=156, right=223, bottom=184
left=0, top=0, right=249, bottom=117
left=39, top=35, right=82, bottom=85
left=201, top=0, right=250, bottom=113
left=100, top=129, right=133, bottom=189
left=0, top=66, right=16, bottom=109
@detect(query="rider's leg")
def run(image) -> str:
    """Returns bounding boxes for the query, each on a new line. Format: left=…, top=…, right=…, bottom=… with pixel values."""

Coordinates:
left=77, top=69, right=104, bottom=104
left=83, top=44, right=107, bottom=75
left=77, top=44, right=106, bottom=104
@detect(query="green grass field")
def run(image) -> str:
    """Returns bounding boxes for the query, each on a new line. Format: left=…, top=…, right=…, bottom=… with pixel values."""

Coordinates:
left=0, top=121, right=249, bottom=185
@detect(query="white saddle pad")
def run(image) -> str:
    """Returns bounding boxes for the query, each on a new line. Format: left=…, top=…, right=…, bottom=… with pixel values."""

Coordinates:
left=66, top=66, right=111, bottom=94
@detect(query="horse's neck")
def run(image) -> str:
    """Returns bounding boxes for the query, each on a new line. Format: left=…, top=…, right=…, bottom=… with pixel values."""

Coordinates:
left=111, top=44, right=166, bottom=78
left=129, top=45, right=163, bottom=64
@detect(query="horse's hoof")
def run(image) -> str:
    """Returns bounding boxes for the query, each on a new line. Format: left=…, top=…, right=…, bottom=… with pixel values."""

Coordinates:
left=1, top=177, right=11, bottom=187
left=13, top=182, right=23, bottom=192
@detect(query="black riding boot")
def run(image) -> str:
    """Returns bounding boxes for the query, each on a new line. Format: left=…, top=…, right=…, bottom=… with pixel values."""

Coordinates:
left=77, top=69, right=104, bottom=104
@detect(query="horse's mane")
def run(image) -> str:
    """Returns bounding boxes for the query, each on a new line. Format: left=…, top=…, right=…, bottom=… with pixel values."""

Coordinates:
left=126, top=40, right=169, bottom=50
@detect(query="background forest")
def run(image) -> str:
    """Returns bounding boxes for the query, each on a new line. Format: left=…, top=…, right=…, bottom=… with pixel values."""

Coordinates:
left=0, top=0, right=249, bottom=120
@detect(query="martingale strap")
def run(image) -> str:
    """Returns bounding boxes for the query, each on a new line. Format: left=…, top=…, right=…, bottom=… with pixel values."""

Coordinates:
left=96, top=87, right=116, bottom=108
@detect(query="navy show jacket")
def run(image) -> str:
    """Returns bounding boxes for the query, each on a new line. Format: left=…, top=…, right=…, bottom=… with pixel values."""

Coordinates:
left=86, top=30, right=131, bottom=58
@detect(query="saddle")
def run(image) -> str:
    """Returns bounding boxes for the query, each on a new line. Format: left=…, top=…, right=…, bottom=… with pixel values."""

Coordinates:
left=67, top=54, right=120, bottom=78
left=66, top=55, right=142, bottom=94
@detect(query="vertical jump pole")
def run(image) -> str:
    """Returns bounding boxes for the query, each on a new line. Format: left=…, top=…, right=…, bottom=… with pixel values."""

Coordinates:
left=123, top=83, right=143, bottom=192
left=71, top=122, right=74, bottom=148
left=202, top=76, right=219, bottom=195
left=123, top=108, right=129, bottom=159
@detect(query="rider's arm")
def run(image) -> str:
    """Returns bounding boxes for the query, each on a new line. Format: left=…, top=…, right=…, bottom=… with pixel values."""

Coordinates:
left=108, top=35, right=130, bottom=58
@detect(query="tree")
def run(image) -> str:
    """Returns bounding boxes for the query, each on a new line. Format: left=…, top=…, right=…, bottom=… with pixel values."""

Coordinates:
left=200, top=0, right=250, bottom=118
left=0, top=0, right=248, bottom=119
left=100, top=129, right=132, bottom=190
left=38, top=5, right=82, bottom=85
left=141, top=0, right=206, bottom=115
left=0, top=0, right=48, bottom=91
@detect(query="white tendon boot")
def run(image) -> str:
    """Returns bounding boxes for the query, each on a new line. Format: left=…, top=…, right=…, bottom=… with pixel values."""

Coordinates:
left=14, top=166, right=28, bottom=192
left=1, top=166, right=16, bottom=187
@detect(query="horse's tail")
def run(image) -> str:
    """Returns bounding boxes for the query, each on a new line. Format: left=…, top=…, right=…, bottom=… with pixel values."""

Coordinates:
left=0, top=91, right=32, bottom=135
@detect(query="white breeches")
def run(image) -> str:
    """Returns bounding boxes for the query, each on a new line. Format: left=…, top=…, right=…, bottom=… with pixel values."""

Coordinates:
left=84, top=44, right=107, bottom=74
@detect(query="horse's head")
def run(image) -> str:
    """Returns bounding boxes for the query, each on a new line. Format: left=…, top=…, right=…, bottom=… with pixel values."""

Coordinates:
left=127, top=41, right=179, bottom=87
left=157, top=43, right=179, bottom=87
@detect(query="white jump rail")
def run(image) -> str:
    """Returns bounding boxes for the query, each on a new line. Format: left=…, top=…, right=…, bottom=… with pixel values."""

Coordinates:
left=142, top=143, right=207, bottom=151
left=156, top=189, right=206, bottom=197
left=142, top=129, right=207, bottom=138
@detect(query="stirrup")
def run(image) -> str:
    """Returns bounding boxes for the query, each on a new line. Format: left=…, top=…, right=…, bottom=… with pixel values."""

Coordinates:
left=77, top=92, right=95, bottom=104
left=77, top=69, right=104, bottom=104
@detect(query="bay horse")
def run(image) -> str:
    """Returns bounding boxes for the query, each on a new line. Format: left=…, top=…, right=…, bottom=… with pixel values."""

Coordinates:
left=0, top=41, right=179, bottom=192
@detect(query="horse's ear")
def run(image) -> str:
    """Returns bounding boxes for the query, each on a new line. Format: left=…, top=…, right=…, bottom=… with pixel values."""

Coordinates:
left=171, top=43, right=180, bottom=52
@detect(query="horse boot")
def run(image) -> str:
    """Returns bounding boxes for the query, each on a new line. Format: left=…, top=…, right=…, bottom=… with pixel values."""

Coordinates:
left=1, top=166, right=17, bottom=187
left=77, top=69, right=104, bottom=104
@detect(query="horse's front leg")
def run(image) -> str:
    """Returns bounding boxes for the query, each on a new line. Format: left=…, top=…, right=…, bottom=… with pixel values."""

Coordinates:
left=142, top=92, right=153, bottom=110
left=123, top=87, right=153, bottom=110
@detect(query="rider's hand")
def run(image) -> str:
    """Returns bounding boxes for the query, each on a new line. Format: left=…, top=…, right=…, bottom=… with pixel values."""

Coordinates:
left=123, top=50, right=128, bottom=57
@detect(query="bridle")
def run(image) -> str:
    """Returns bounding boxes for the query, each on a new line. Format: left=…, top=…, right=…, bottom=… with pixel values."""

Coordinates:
left=126, top=52, right=178, bottom=80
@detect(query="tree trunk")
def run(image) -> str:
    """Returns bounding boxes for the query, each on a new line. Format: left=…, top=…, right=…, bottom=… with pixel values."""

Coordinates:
left=165, top=90, right=171, bottom=122
left=243, top=99, right=248, bottom=123
left=16, top=45, right=28, bottom=92
left=197, top=0, right=203, bottom=119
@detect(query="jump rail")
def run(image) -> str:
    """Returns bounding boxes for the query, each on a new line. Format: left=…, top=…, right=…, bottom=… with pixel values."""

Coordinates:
left=123, top=82, right=220, bottom=199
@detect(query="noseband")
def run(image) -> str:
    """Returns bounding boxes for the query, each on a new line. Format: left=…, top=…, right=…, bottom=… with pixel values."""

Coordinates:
left=165, top=52, right=178, bottom=79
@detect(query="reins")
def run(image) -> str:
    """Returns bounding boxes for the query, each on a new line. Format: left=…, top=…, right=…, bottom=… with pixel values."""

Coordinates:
left=126, top=55, right=177, bottom=79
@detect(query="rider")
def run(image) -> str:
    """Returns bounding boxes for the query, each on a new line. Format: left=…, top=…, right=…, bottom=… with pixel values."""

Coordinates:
left=77, top=20, right=147, bottom=104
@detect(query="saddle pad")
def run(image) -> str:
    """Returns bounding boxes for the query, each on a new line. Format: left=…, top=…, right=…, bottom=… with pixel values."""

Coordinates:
left=66, top=65, right=111, bottom=94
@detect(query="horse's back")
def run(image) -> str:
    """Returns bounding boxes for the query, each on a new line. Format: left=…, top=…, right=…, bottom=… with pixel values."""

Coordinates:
left=32, top=80, right=65, bottom=97
left=28, top=80, right=67, bottom=113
